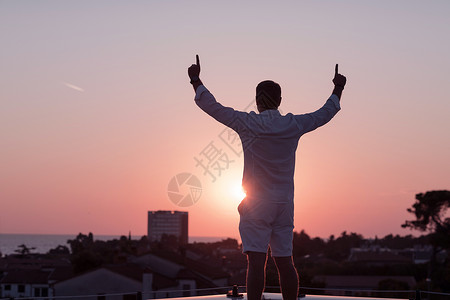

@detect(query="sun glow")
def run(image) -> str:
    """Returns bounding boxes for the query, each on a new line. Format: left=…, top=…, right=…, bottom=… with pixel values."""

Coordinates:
left=231, top=184, right=247, bottom=201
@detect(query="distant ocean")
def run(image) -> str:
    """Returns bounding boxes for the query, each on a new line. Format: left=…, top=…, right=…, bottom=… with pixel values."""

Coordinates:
left=0, top=234, right=231, bottom=255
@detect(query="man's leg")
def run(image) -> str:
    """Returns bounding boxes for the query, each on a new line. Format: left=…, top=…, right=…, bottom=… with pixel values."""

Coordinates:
left=246, top=251, right=267, bottom=300
left=273, top=256, right=298, bottom=300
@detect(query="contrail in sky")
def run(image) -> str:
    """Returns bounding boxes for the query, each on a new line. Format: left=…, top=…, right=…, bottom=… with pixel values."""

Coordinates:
left=62, top=81, right=84, bottom=92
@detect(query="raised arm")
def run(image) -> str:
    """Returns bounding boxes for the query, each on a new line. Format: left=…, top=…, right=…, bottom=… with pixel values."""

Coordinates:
left=294, top=64, right=346, bottom=134
left=188, top=54, right=247, bottom=131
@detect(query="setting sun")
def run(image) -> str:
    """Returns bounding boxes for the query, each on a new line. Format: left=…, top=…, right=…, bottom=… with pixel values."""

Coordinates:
left=232, top=184, right=247, bottom=201
left=214, top=171, right=247, bottom=204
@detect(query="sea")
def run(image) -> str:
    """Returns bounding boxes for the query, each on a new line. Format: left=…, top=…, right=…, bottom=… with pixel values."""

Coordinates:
left=0, top=234, right=230, bottom=255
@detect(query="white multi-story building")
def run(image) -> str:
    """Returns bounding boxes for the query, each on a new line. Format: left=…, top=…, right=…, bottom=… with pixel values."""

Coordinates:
left=147, top=211, right=188, bottom=244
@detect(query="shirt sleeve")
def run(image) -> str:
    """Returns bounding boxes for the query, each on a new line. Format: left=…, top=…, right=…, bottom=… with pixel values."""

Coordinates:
left=194, top=85, right=247, bottom=132
left=294, top=94, right=341, bottom=134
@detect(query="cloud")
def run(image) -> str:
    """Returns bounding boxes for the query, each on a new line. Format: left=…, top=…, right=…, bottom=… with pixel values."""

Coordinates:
left=62, top=82, right=84, bottom=92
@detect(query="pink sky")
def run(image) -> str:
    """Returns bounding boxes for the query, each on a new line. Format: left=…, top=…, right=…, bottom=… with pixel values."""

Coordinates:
left=1, top=1, right=449, bottom=240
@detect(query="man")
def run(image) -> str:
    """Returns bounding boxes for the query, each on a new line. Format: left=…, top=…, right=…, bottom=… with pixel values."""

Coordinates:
left=188, top=55, right=346, bottom=300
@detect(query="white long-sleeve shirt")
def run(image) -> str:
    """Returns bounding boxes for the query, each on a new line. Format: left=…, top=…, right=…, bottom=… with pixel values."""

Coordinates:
left=195, top=85, right=341, bottom=204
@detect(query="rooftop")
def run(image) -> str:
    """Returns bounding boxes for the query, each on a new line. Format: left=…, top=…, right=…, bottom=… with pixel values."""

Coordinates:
left=163, top=293, right=408, bottom=300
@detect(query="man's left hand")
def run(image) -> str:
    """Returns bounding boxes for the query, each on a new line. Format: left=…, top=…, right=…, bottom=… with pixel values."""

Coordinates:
left=188, top=55, right=201, bottom=80
left=333, top=64, right=346, bottom=88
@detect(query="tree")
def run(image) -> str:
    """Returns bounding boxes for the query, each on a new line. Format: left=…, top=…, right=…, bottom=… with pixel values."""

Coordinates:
left=402, top=190, right=450, bottom=231
left=48, top=245, right=70, bottom=255
left=67, top=232, right=102, bottom=273
left=324, top=231, right=364, bottom=261
left=402, top=190, right=450, bottom=293
left=402, top=190, right=450, bottom=249
left=14, top=244, right=36, bottom=256
left=67, top=232, right=94, bottom=255
left=293, top=230, right=326, bottom=258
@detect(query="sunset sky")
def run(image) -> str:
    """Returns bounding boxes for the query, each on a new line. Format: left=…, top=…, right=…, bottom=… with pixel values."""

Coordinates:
left=1, top=1, right=449, bottom=240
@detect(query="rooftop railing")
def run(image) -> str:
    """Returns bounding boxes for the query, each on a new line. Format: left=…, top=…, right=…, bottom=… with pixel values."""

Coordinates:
left=1, top=285, right=450, bottom=300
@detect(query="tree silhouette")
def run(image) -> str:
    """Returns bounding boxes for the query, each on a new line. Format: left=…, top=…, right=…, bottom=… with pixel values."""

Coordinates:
left=293, top=230, right=326, bottom=258
left=14, top=244, right=36, bottom=256
left=402, top=190, right=450, bottom=293
left=48, top=245, right=70, bottom=255
left=324, top=231, right=364, bottom=261
left=67, top=232, right=94, bottom=255
left=402, top=190, right=450, bottom=249
left=67, top=232, right=102, bottom=273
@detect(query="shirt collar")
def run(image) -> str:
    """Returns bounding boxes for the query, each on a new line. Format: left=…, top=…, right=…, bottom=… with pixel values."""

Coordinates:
left=260, top=109, right=281, bottom=116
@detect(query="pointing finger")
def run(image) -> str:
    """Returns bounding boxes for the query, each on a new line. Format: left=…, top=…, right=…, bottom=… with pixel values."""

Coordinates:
left=335, top=64, right=339, bottom=76
left=196, top=54, right=200, bottom=67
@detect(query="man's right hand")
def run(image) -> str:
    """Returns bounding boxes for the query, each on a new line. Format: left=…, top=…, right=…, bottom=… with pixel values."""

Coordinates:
left=332, top=64, right=346, bottom=88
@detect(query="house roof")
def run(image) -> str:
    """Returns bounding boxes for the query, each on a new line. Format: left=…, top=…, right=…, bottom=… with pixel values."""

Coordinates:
left=0, top=258, right=8, bottom=270
left=150, top=250, right=229, bottom=280
left=0, top=269, right=51, bottom=284
left=106, top=264, right=208, bottom=290
left=131, top=253, right=222, bottom=289
left=53, top=263, right=152, bottom=285
left=152, top=272, right=177, bottom=290
left=0, top=256, right=73, bottom=285
left=0, top=256, right=71, bottom=269
left=48, top=266, right=74, bottom=282
left=313, top=275, right=416, bottom=289
left=348, top=252, right=412, bottom=264
left=131, top=253, right=182, bottom=278
left=50, top=263, right=197, bottom=291
left=104, top=264, right=151, bottom=282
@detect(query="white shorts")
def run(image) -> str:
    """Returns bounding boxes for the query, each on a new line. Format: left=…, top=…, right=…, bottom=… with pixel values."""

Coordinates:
left=238, top=198, right=294, bottom=257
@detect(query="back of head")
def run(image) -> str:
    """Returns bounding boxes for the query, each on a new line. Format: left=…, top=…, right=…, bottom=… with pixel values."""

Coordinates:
left=256, top=80, right=282, bottom=111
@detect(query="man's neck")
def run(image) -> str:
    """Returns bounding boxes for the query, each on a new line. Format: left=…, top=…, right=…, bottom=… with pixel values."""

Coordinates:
left=258, top=108, right=278, bottom=113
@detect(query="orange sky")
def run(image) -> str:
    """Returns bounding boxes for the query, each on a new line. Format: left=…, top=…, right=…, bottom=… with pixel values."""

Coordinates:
left=1, top=1, right=449, bottom=240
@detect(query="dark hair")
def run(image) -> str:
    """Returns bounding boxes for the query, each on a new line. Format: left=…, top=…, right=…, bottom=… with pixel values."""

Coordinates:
left=256, top=80, right=281, bottom=109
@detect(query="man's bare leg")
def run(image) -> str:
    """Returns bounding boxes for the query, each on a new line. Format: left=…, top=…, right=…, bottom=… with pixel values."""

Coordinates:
left=246, top=251, right=267, bottom=300
left=273, top=256, right=298, bottom=300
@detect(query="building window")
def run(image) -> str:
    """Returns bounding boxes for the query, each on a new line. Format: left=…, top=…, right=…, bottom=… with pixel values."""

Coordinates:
left=18, top=285, right=25, bottom=293
left=4, top=284, right=11, bottom=291
left=34, top=287, right=49, bottom=297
